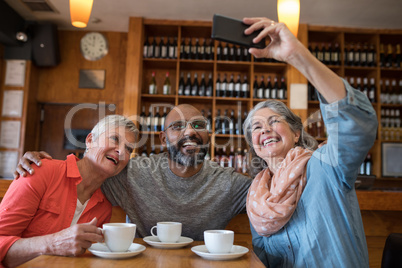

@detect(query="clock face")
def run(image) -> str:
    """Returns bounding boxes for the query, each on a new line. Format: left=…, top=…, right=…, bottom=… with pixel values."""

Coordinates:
left=80, top=32, right=109, bottom=61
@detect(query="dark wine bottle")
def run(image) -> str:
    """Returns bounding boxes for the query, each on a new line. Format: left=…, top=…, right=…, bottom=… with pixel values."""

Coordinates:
left=206, top=73, right=213, bottom=97
left=143, top=37, right=149, bottom=58
left=184, top=73, right=191, bottom=96
left=199, top=73, right=206, bottom=96
left=178, top=72, right=185, bottom=95
left=242, top=75, right=249, bottom=98
left=264, top=76, right=271, bottom=99
left=234, top=74, right=241, bottom=98
left=191, top=73, right=199, bottom=96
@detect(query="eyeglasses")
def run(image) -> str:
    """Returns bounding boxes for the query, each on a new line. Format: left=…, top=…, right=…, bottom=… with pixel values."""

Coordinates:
left=166, top=120, right=208, bottom=131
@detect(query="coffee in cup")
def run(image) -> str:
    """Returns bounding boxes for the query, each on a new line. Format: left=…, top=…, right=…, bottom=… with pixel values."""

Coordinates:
left=204, top=230, right=234, bottom=253
left=150, top=222, right=182, bottom=243
left=102, top=223, right=136, bottom=252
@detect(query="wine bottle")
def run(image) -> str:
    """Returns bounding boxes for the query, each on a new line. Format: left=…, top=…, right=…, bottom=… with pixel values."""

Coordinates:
left=395, top=44, right=401, bottom=68
left=235, top=108, right=242, bottom=135
left=316, top=43, right=324, bottom=62
left=228, top=146, right=235, bottom=168
left=365, top=153, right=372, bottom=176
left=354, top=43, right=361, bottom=66
left=184, top=38, right=190, bottom=59
left=278, top=77, right=286, bottom=100
left=206, top=73, right=213, bottom=97
left=242, top=75, right=249, bottom=98
left=253, top=75, right=258, bottom=99
left=348, top=43, right=355, bottom=66
left=227, top=74, right=234, bottom=97
left=199, top=73, right=206, bottom=96
left=207, top=109, right=212, bottom=133
left=209, top=39, right=215, bottom=60
left=146, top=106, right=152, bottom=131
left=264, top=76, right=271, bottom=99
left=361, top=43, right=368, bottom=66
left=168, top=37, right=177, bottom=59
left=160, top=107, right=167, bottom=131
left=217, top=42, right=223, bottom=61
left=192, top=38, right=199, bottom=60
left=154, top=37, right=161, bottom=58
left=236, top=46, right=243, bottom=61
left=163, top=72, right=171, bottom=95
left=143, top=37, right=149, bottom=58
left=386, top=44, right=393, bottom=68
left=229, top=44, right=235, bottom=61
left=149, top=37, right=156, bottom=58
left=221, top=74, right=228, bottom=97
left=160, top=37, right=167, bottom=58
left=332, top=43, right=340, bottom=65
left=379, top=44, right=385, bottom=67
left=323, top=43, right=331, bottom=65
left=149, top=71, right=157, bottom=94
left=369, top=77, right=376, bottom=103
left=191, top=73, right=199, bottom=96
left=154, top=107, right=161, bottom=132
left=222, top=110, right=229, bottom=134
left=368, top=43, right=376, bottom=67
left=216, top=74, right=221, bottom=97
left=271, top=76, right=278, bottom=99
left=184, top=73, right=191, bottom=96
left=180, top=38, right=185, bottom=59
left=223, top=43, right=229, bottom=61
left=215, top=109, right=222, bottom=134
left=362, top=77, right=369, bottom=98
left=229, top=109, right=235, bottom=135
left=178, top=72, right=184, bottom=95
left=234, top=74, right=241, bottom=98
left=204, top=39, right=211, bottom=60
left=257, top=76, right=264, bottom=99
left=139, top=105, right=146, bottom=131
left=200, top=39, right=206, bottom=60
left=235, top=147, right=243, bottom=173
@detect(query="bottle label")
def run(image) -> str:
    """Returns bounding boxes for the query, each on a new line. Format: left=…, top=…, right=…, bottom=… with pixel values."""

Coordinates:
left=161, top=47, right=167, bottom=58
left=149, top=85, right=156, bottom=94
left=163, top=85, right=170, bottom=95
left=169, top=47, right=175, bottom=58
left=271, top=90, right=276, bottom=99
left=242, top=83, right=248, bottom=93
left=143, top=46, right=147, bottom=57
left=278, top=89, right=284, bottom=99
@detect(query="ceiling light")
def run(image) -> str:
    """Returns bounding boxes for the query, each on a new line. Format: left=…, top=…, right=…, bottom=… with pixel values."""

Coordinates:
left=69, top=0, right=94, bottom=28
left=277, top=0, right=300, bottom=37
left=16, top=32, right=28, bottom=42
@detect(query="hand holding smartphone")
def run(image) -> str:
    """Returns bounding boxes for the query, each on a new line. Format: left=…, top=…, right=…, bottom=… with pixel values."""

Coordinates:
left=211, top=14, right=266, bottom=49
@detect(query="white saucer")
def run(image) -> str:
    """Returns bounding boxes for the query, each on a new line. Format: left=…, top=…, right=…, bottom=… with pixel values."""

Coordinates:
left=88, top=243, right=146, bottom=259
left=143, top=236, right=194, bottom=249
left=191, top=245, right=249, bottom=261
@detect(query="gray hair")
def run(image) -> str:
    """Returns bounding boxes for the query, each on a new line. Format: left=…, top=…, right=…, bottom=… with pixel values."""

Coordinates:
left=243, top=100, right=318, bottom=177
left=90, top=115, right=138, bottom=142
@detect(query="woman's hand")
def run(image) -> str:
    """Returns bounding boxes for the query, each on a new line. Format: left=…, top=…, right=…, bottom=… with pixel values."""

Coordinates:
left=243, top=17, right=304, bottom=63
left=47, top=218, right=103, bottom=256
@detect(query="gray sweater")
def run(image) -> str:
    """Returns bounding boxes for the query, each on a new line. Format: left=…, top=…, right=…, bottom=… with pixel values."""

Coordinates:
left=101, top=152, right=252, bottom=241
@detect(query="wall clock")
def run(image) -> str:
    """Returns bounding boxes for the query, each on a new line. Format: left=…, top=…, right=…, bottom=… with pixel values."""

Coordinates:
left=80, top=32, right=109, bottom=61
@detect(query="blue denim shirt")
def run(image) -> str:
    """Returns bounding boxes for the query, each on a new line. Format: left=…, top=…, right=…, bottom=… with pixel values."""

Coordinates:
left=251, top=80, right=378, bottom=268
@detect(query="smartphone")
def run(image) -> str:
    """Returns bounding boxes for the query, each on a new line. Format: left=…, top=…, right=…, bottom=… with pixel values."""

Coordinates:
left=211, top=14, right=265, bottom=49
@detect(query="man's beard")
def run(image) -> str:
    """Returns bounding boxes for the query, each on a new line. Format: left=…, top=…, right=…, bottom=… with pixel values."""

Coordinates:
left=166, top=135, right=208, bottom=167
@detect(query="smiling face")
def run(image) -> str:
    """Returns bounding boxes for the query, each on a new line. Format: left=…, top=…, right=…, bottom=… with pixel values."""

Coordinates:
left=85, top=126, right=136, bottom=177
left=160, top=104, right=210, bottom=167
left=251, top=108, right=300, bottom=162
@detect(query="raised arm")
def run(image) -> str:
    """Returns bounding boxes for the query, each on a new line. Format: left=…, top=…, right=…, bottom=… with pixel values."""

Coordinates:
left=243, top=17, right=345, bottom=103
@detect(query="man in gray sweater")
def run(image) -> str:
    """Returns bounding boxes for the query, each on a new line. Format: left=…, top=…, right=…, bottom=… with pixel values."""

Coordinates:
left=14, top=104, right=252, bottom=241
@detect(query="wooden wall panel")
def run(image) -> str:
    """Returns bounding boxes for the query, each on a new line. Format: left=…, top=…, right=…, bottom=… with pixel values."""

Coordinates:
left=36, top=31, right=127, bottom=109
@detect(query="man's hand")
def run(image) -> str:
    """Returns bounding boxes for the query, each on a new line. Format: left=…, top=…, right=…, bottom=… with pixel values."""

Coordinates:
left=14, top=151, right=52, bottom=179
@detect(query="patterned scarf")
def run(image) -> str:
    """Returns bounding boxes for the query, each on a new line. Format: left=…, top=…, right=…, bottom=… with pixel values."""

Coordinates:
left=247, top=146, right=313, bottom=236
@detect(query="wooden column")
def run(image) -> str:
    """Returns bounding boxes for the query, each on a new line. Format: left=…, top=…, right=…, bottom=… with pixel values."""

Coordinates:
left=123, top=17, right=143, bottom=118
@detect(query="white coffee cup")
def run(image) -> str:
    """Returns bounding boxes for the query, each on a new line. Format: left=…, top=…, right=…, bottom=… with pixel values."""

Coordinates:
left=204, top=230, right=234, bottom=254
left=102, top=223, right=136, bottom=252
left=150, top=222, right=182, bottom=243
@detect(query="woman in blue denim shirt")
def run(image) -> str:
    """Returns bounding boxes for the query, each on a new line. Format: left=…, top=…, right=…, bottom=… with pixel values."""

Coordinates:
left=242, top=17, right=377, bottom=267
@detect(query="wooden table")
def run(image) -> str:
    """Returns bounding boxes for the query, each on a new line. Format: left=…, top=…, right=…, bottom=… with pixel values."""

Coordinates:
left=19, top=238, right=264, bottom=267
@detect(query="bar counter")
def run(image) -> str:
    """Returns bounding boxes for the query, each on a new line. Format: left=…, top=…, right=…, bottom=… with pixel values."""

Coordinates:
left=18, top=238, right=264, bottom=267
